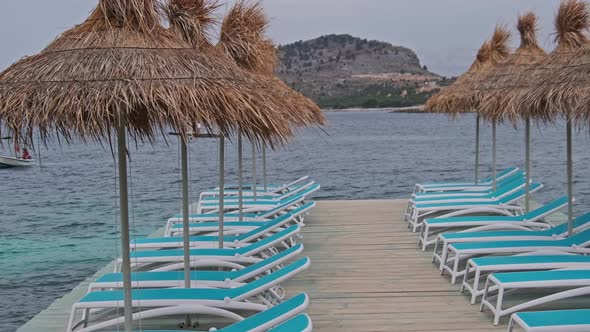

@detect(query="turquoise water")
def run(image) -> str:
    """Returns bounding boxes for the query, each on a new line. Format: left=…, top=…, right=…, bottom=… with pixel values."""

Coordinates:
left=2, top=111, right=590, bottom=331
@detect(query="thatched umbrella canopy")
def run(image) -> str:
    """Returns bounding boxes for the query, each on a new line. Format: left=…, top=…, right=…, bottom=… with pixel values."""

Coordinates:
left=0, top=0, right=293, bottom=146
left=442, top=26, right=512, bottom=115
left=424, top=41, right=490, bottom=115
left=507, top=0, right=589, bottom=122
left=217, top=0, right=325, bottom=127
left=476, top=13, right=547, bottom=123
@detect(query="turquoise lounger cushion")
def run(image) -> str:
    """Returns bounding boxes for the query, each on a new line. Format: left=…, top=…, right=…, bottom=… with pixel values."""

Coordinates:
left=452, top=228, right=590, bottom=250
left=493, top=270, right=590, bottom=283
left=269, top=314, right=312, bottom=331
left=471, top=255, right=590, bottom=267
left=514, top=309, right=590, bottom=327
left=441, top=230, right=549, bottom=240
left=170, top=222, right=264, bottom=230
left=428, top=215, right=525, bottom=224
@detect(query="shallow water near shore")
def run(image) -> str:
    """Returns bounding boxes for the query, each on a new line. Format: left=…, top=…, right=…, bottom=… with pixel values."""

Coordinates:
left=2, top=111, right=590, bottom=331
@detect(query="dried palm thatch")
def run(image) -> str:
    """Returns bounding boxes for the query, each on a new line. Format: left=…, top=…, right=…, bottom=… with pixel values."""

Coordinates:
left=166, top=0, right=221, bottom=49
left=425, top=26, right=510, bottom=117
left=218, top=0, right=325, bottom=127
left=502, top=0, right=589, bottom=123
left=0, top=0, right=294, bottom=146
left=424, top=42, right=490, bottom=114
left=476, top=12, right=547, bottom=123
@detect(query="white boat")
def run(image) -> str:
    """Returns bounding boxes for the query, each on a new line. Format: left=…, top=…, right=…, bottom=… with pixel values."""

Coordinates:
left=0, top=155, right=35, bottom=168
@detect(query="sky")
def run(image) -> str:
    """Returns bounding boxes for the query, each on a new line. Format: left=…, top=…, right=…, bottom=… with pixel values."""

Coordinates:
left=0, top=0, right=563, bottom=76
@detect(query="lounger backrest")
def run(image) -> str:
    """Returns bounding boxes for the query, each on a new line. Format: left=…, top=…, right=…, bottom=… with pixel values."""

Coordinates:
left=228, top=257, right=311, bottom=300
left=231, top=244, right=304, bottom=279
left=260, top=196, right=305, bottom=218
left=489, top=175, right=526, bottom=198
left=274, top=176, right=311, bottom=193
left=219, top=293, right=309, bottom=332
left=239, top=212, right=296, bottom=241
left=480, top=166, right=519, bottom=184
left=566, top=227, right=590, bottom=246
left=237, top=225, right=301, bottom=255
left=540, top=211, right=590, bottom=236
left=495, top=170, right=526, bottom=187
left=268, top=314, right=312, bottom=332
left=498, top=182, right=543, bottom=204
left=522, top=196, right=568, bottom=220
left=278, top=183, right=320, bottom=201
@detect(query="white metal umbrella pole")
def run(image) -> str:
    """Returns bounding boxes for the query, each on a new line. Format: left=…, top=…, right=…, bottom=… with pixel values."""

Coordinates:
left=180, top=136, right=192, bottom=327
left=492, top=121, right=497, bottom=191
left=252, top=142, right=257, bottom=201
left=218, top=136, right=226, bottom=248
left=262, top=144, right=268, bottom=191
left=567, top=117, right=574, bottom=236
left=117, top=114, right=133, bottom=332
left=525, top=118, right=531, bottom=213
left=475, top=114, right=480, bottom=184
left=238, top=133, right=244, bottom=222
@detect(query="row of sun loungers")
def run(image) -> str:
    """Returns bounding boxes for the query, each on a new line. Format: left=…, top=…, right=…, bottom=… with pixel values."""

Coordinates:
left=66, top=177, right=318, bottom=332
left=409, top=167, right=590, bottom=331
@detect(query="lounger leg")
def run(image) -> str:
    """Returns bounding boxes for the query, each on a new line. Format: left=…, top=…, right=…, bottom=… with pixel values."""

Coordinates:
left=507, top=317, right=516, bottom=332
left=439, top=241, right=449, bottom=271
left=451, top=253, right=461, bottom=284
left=493, top=287, right=505, bottom=326
left=480, top=279, right=490, bottom=312
left=432, top=238, right=439, bottom=264
left=421, top=225, right=429, bottom=251
left=471, top=269, right=481, bottom=304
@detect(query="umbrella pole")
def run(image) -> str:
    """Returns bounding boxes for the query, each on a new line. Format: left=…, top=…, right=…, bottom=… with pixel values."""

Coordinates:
left=252, top=143, right=257, bottom=201
left=567, top=118, right=574, bottom=235
left=492, top=121, right=497, bottom=190
left=475, top=114, right=480, bottom=184
left=180, top=137, right=192, bottom=327
left=117, top=114, right=133, bottom=332
left=525, top=118, right=531, bottom=213
left=262, top=144, right=268, bottom=191
left=218, top=136, right=225, bottom=248
left=238, top=133, right=243, bottom=222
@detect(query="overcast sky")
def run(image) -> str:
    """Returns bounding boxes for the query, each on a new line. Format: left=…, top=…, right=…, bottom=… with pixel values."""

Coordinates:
left=0, top=0, right=563, bottom=76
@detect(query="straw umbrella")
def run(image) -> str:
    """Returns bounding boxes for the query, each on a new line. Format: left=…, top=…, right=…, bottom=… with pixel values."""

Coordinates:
left=425, top=27, right=510, bottom=187
left=474, top=13, right=547, bottom=212
left=217, top=0, right=325, bottom=215
left=0, top=0, right=294, bottom=330
left=498, top=0, right=590, bottom=234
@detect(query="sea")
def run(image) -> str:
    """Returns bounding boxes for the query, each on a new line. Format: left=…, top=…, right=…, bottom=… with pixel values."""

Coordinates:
left=2, top=111, right=590, bottom=331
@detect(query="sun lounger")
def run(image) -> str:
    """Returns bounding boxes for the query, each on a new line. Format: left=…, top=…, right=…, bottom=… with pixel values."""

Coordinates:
left=411, top=171, right=525, bottom=200
left=133, top=208, right=306, bottom=250
left=509, top=308, right=590, bottom=332
left=199, top=181, right=316, bottom=203
left=461, top=254, right=590, bottom=304
left=424, top=197, right=568, bottom=253
left=197, top=184, right=320, bottom=214
left=205, top=176, right=311, bottom=196
left=68, top=291, right=310, bottom=332
left=166, top=201, right=314, bottom=237
left=413, top=166, right=519, bottom=193
left=442, top=227, right=590, bottom=284
left=91, top=244, right=304, bottom=291
left=482, top=270, right=590, bottom=325
left=164, top=196, right=305, bottom=234
left=269, top=314, right=313, bottom=332
left=433, top=206, right=587, bottom=268
left=405, top=183, right=542, bottom=232
left=120, top=225, right=302, bottom=272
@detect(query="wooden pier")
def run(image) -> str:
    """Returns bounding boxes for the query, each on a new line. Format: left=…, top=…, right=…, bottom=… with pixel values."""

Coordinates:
left=19, top=199, right=508, bottom=331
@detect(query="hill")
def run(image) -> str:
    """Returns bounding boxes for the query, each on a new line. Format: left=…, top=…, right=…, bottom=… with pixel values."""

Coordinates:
left=277, top=34, right=448, bottom=109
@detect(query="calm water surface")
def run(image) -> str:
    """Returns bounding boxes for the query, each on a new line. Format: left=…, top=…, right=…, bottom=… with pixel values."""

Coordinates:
left=2, top=111, right=590, bottom=331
